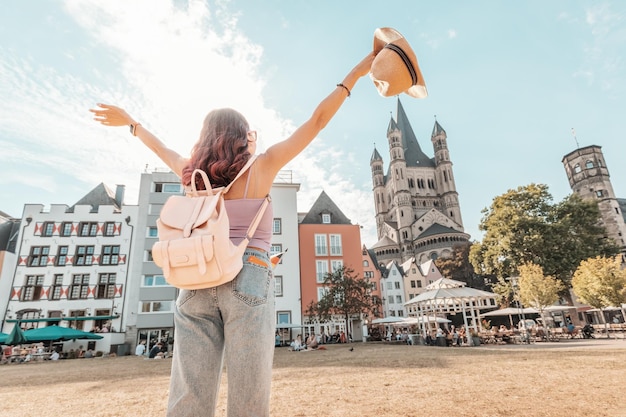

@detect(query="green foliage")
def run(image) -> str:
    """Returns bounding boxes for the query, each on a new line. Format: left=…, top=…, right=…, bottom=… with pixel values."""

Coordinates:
left=470, top=184, right=619, bottom=289
left=572, top=256, right=626, bottom=310
left=306, top=266, right=381, bottom=325
left=518, top=262, right=564, bottom=310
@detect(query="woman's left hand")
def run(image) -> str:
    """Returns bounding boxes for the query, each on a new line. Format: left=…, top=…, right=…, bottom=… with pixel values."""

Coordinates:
left=89, top=103, right=135, bottom=127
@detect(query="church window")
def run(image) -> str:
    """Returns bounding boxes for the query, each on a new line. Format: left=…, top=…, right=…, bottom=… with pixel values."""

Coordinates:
left=444, top=171, right=448, bottom=182
left=596, top=190, right=603, bottom=198
left=574, top=164, right=581, bottom=173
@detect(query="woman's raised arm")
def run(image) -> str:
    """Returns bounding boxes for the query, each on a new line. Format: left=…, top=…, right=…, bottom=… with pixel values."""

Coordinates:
left=89, top=103, right=188, bottom=177
left=261, top=51, right=376, bottom=176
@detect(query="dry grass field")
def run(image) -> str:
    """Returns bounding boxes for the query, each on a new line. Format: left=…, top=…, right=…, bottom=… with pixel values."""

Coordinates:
left=1, top=339, right=625, bottom=417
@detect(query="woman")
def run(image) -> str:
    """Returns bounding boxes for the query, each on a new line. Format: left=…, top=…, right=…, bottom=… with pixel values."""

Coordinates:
left=90, top=51, right=374, bottom=417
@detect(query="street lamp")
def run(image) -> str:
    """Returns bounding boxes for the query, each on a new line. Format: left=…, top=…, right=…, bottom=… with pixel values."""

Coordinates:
left=507, top=276, right=530, bottom=344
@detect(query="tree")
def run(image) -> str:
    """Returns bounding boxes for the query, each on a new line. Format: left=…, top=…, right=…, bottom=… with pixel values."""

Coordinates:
left=434, top=243, right=493, bottom=291
left=518, top=262, right=564, bottom=334
left=306, top=266, right=381, bottom=338
left=470, top=184, right=619, bottom=302
left=572, top=256, right=626, bottom=337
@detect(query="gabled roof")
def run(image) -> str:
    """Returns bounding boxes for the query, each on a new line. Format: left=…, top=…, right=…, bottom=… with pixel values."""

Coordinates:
left=426, top=277, right=467, bottom=290
left=300, top=191, right=351, bottom=224
left=70, top=183, right=120, bottom=213
left=417, top=223, right=460, bottom=239
left=395, top=98, right=435, bottom=168
left=371, top=235, right=397, bottom=249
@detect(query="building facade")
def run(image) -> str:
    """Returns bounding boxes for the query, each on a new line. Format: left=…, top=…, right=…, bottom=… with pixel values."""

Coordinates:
left=299, top=191, right=365, bottom=339
left=1, top=184, right=137, bottom=354
left=562, top=145, right=626, bottom=254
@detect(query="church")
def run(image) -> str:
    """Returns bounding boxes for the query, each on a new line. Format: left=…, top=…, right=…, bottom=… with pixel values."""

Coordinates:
left=369, top=99, right=469, bottom=265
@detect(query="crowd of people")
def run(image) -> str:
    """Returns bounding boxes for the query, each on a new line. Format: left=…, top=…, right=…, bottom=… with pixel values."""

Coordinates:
left=1, top=343, right=96, bottom=363
left=280, top=330, right=349, bottom=351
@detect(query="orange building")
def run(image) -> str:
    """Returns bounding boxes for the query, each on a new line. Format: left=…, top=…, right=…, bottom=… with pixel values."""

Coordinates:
left=298, top=191, right=364, bottom=336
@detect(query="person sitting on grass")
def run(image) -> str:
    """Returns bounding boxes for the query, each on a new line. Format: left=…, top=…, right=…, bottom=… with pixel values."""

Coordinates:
left=306, top=333, right=319, bottom=350
left=290, top=335, right=303, bottom=352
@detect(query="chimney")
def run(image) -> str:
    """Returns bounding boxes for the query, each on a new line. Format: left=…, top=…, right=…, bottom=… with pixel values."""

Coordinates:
left=115, top=185, right=126, bottom=207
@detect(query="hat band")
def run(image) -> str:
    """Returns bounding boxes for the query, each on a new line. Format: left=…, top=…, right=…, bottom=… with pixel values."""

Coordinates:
left=384, top=43, right=418, bottom=86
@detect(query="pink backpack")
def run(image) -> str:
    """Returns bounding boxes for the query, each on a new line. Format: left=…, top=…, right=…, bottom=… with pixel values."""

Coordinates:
left=152, top=156, right=270, bottom=289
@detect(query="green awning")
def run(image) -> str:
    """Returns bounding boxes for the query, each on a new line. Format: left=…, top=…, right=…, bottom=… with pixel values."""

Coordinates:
left=6, top=317, right=62, bottom=323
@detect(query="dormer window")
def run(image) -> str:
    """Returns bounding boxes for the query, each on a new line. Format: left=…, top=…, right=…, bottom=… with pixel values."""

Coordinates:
left=322, top=214, right=331, bottom=224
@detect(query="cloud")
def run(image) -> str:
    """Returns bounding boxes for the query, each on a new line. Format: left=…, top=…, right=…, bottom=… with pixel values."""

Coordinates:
left=0, top=0, right=377, bottom=242
left=448, top=29, right=457, bottom=39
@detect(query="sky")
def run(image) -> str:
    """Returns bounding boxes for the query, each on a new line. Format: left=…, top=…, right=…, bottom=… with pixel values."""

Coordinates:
left=1, top=0, right=625, bottom=248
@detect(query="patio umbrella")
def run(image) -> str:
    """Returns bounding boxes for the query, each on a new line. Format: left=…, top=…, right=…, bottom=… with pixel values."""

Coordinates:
left=5, top=324, right=28, bottom=345
left=371, top=317, right=407, bottom=324
left=23, top=325, right=103, bottom=343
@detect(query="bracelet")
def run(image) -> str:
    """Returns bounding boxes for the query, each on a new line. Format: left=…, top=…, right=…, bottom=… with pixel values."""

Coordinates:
left=336, top=83, right=351, bottom=97
left=129, top=122, right=141, bottom=136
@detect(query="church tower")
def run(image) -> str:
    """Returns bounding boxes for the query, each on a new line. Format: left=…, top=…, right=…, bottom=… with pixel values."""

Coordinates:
left=370, top=99, right=469, bottom=265
left=562, top=145, right=626, bottom=252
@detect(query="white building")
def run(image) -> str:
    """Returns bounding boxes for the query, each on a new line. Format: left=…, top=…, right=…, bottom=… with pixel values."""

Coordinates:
left=380, top=261, right=406, bottom=317
left=1, top=184, right=137, bottom=354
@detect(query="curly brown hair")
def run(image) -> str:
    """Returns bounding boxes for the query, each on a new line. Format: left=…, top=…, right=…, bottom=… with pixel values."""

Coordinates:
left=181, top=108, right=252, bottom=189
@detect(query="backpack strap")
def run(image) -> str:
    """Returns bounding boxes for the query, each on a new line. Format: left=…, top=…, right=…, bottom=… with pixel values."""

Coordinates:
left=242, top=194, right=272, bottom=244
left=224, top=155, right=258, bottom=194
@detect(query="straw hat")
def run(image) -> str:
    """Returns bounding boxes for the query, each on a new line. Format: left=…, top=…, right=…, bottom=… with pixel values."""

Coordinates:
left=370, top=27, right=427, bottom=98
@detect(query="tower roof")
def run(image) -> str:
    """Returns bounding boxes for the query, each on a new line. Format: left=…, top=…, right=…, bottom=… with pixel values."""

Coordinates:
left=371, top=147, right=383, bottom=162
left=387, top=116, right=399, bottom=135
left=300, top=190, right=352, bottom=224
left=432, top=120, right=446, bottom=137
left=395, top=98, right=435, bottom=167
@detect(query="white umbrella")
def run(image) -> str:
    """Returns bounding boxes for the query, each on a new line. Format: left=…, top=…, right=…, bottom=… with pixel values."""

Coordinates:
left=371, top=317, right=407, bottom=324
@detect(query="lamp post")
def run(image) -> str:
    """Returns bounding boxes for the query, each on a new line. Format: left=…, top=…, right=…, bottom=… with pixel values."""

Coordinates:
left=507, top=276, right=529, bottom=344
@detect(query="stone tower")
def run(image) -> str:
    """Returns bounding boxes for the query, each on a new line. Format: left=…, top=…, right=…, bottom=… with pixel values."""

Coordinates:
left=562, top=145, right=626, bottom=252
left=370, top=99, right=469, bottom=265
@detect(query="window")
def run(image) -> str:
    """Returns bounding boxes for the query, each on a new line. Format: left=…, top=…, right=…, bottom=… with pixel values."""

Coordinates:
left=147, top=227, right=158, bottom=237
left=417, top=281, right=422, bottom=288
left=100, top=245, right=120, bottom=265
left=388, top=296, right=394, bottom=304
left=363, top=260, right=369, bottom=267
left=141, top=301, right=173, bottom=313
left=79, top=222, right=99, bottom=237
left=386, top=282, right=393, bottom=290
left=42, top=222, right=54, bottom=237
left=69, top=274, right=90, bottom=299
left=61, top=222, right=72, bottom=237
left=74, top=246, right=95, bottom=266
left=276, top=311, right=291, bottom=325
left=56, top=246, right=68, bottom=266
left=154, top=183, right=182, bottom=193
left=317, top=287, right=329, bottom=301
left=143, top=275, right=168, bottom=287
left=272, top=218, right=282, bottom=234
left=146, top=250, right=154, bottom=262
left=596, top=190, right=604, bottom=198
left=21, top=275, right=44, bottom=301
left=270, top=244, right=282, bottom=255
left=315, top=234, right=327, bottom=256
left=397, top=310, right=404, bottom=317
left=586, top=160, right=594, bottom=169
left=364, top=271, right=374, bottom=278
left=28, top=246, right=50, bottom=267
left=394, top=282, right=401, bottom=290
left=410, top=280, right=416, bottom=288
left=322, top=213, right=331, bottom=224
left=274, top=275, right=283, bottom=297
left=395, top=295, right=402, bottom=304
left=574, top=164, right=581, bottom=173
left=371, top=282, right=377, bottom=291
left=316, top=260, right=329, bottom=282
left=50, top=274, right=63, bottom=300
left=329, top=234, right=342, bottom=256
left=331, top=260, right=343, bottom=272
left=96, top=273, right=116, bottom=299
left=103, top=222, right=115, bottom=236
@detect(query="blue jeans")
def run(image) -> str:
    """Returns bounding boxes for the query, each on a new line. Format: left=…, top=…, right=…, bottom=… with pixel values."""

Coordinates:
left=167, top=249, right=275, bottom=417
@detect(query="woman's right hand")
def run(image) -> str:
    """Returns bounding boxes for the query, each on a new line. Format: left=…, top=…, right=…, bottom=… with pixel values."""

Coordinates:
left=89, top=103, right=136, bottom=127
